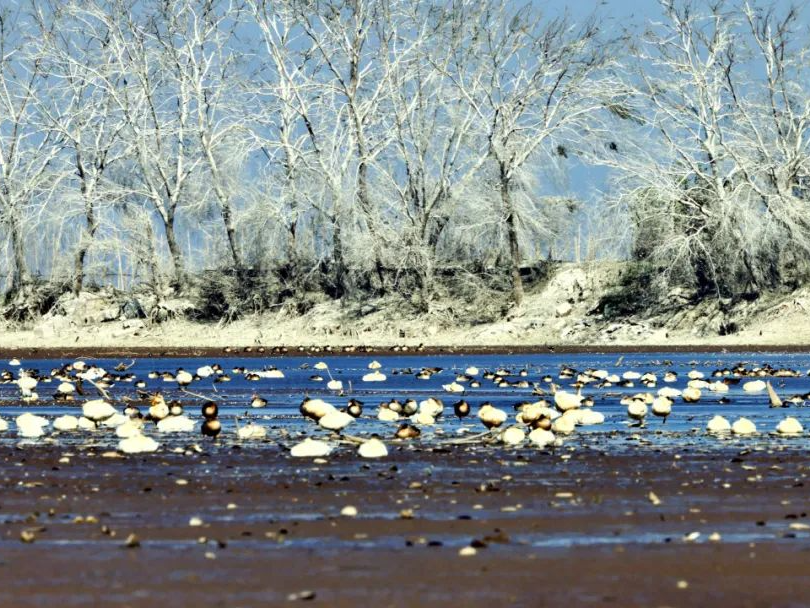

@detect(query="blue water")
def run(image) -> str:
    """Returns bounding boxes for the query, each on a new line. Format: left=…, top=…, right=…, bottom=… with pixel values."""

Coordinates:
left=1, top=351, right=808, bottom=446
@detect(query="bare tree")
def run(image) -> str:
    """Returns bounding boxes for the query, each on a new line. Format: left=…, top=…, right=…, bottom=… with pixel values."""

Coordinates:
left=31, top=1, right=130, bottom=294
left=442, top=0, right=612, bottom=306
left=0, top=8, right=61, bottom=299
left=83, top=0, right=203, bottom=291
left=150, top=0, right=253, bottom=272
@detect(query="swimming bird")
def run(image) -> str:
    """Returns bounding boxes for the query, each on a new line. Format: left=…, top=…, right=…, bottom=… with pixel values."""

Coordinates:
left=776, top=417, right=803, bottom=435
left=201, top=401, right=219, bottom=420
left=347, top=399, right=363, bottom=417
left=15, top=413, right=49, bottom=438
left=157, top=415, right=196, bottom=433
left=251, top=394, right=268, bottom=408
left=358, top=437, right=388, bottom=458
left=118, top=434, right=159, bottom=454
left=731, top=417, right=756, bottom=435
left=82, top=399, right=117, bottom=424
left=300, top=398, right=336, bottom=421
left=201, top=418, right=222, bottom=439
left=290, top=438, right=332, bottom=458
left=453, top=400, right=470, bottom=420
left=237, top=423, right=267, bottom=439
left=318, top=409, right=354, bottom=432
left=395, top=423, right=421, bottom=439
left=706, top=415, right=731, bottom=433
left=148, top=395, right=170, bottom=421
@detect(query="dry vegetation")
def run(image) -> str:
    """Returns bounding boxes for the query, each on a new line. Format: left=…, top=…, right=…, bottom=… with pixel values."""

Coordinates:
left=3, top=0, right=810, bottom=343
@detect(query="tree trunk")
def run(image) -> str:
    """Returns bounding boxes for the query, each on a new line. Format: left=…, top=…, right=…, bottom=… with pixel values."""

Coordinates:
left=144, top=217, right=161, bottom=294
left=332, top=217, right=346, bottom=299
left=9, top=211, right=30, bottom=295
left=500, top=166, right=524, bottom=307
left=72, top=195, right=99, bottom=295
left=221, top=201, right=242, bottom=270
left=357, top=159, right=386, bottom=291
left=162, top=209, right=186, bottom=291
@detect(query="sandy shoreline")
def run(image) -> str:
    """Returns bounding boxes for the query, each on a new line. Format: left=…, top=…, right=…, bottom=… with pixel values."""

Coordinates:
left=3, top=343, right=810, bottom=360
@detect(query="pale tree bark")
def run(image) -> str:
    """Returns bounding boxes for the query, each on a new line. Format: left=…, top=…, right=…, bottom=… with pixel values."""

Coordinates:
left=152, top=0, right=252, bottom=271
left=0, top=9, right=61, bottom=300
left=443, top=0, right=612, bottom=307
left=31, top=1, right=129, bottom=295
left=84, top=0, right=202, bottom=291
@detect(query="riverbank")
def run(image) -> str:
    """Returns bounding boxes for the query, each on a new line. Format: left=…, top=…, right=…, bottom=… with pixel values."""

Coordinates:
left=3, top=263, right=810, bottom=353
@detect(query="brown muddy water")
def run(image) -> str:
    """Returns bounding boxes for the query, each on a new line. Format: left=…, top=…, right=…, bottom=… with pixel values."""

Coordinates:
left=1, top=351, right=810, bottom=607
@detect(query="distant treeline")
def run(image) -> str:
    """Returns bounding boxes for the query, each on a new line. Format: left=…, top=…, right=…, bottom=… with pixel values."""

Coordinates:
left=2, top=0, right=810, bottom=319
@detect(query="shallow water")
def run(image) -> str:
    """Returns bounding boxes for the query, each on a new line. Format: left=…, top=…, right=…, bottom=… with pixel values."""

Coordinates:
left=1, top=350, right=809, bottom=451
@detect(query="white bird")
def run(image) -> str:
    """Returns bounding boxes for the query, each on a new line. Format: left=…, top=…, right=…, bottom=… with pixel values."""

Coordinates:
left=116, top=419, right=145, bottom=438
left=157, top=415, right=196, bottom=433
left=118, top=434, right=160, bottom=454
left=367, top=361, right=382, bottom=370
left=742, top=380, right=766, bottom=393
left=290, top=438, right=333, bottom=458
left=318, top=410, right=354, bottom=432
left=327, top=379, right=343, bottom=391
left=731, top=417, right=757, bottom=435
left=419, top=398, right=444, bottom=418
left=377, top=407, right=400, bottom=422
left=651, top=396, right=672, bottom=423
left=77, top=417, right=97, bottom=431
left=301, top=398, right=336, bottom=421
left=176, top=369, right=193, bottom=386
left=528, top=428, right=556, bottom=448
left=627, top=399, right=648, bottom=425
left=82, top=399, right=117, bottom=423
left=53, top=415, right=79, bottom=432
left=358, top=438, right=388, bottom=458
left=501, top=426, right=525, bottom=446
left=478, top=404, right=507, bottom=429
left=554, top=391, right=582, bottom=412
left=776, top=417, right=803, bottom=435
left=56, top=382, right=75, bottom=395
left=707, top=381, right=729, bottom=393
left=196, top=365, right=215, bottom=378
left=551, top=414, right=576, bottom=434
left=362, top=370, right=386, bottom=382
left=443, top=382, right=465, bottom=393
left=16, top=374, right=38, bottom=396
left=237, top=423, right=267, bottom=439
left=682, top=387, right=701, bottom=403
left=149, top=395, right=170, bottom=421
left=16, top=413, right=49, bottom=438
left=577, top=409, right=605, bottom=425
left=0, top=417, right=8, bottom=432
left=706, top=415, right=731, bottom=433
left=413, top=410, right=436, bottom=426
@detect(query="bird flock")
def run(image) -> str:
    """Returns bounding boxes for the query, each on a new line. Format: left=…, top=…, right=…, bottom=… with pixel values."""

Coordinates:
left=0, top=356, right=807, bottom=456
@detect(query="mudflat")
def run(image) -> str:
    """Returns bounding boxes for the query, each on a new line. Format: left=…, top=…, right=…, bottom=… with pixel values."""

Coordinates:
left=2, top=443, right=809, bottom=607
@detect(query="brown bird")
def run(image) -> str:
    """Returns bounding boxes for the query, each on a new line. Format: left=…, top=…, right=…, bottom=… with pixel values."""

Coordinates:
left=395, top=424, right=421, bottom=440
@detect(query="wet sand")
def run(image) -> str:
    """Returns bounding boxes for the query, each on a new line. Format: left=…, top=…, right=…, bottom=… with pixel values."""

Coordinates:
left=2, top=443, right=810, bottom=607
